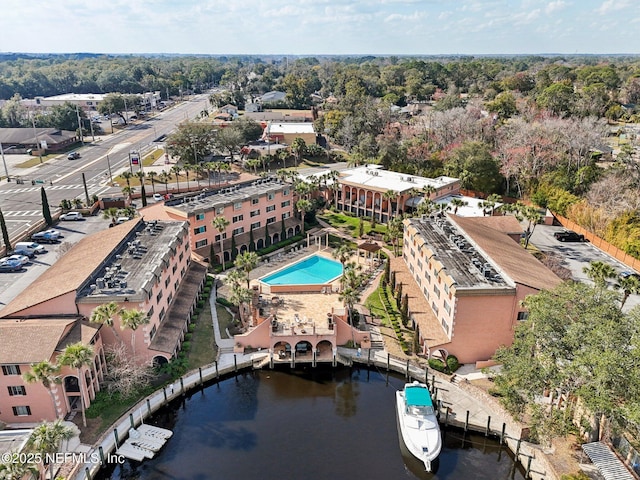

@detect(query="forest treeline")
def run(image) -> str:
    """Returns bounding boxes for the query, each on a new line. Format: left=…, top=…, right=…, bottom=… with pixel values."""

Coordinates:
left=1, top=54, right=640, bottom=256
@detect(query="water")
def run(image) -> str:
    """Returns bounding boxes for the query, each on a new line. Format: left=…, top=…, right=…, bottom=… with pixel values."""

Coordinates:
left=101, top=367, right=524, bottom=480
left=260, top=255, right=343, bottom=285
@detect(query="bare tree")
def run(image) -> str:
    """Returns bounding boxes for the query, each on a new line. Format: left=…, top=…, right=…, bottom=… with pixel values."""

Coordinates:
left=103, top=344, right=154, bottom=398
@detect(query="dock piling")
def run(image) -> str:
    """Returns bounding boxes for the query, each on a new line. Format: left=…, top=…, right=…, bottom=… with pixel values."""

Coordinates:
left=465, top=410, right=469, bottom=432
left=500, top=423, right=506, bottom=444
left=485, top=416, right=491, bottom=436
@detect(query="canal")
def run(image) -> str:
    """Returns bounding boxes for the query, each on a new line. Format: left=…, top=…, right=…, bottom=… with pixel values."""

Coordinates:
left=101, top=366, right=525, bottom=480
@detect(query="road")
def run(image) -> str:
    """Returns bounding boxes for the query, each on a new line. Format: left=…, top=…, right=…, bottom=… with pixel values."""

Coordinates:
left=0, top=94, right=210, bottom=242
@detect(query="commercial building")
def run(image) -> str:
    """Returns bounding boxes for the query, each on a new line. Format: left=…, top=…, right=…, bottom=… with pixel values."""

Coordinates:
left=401, top=214, right=562, bottom=365
left=0, top=219, right=206, bottom=367
left=161, top=177, right=302, bottom=262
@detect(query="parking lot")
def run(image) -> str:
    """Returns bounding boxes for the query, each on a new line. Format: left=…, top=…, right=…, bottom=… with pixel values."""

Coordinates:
left=0, top=215, right=112, bottom=309
left=530, top=223, right=640, bottom=311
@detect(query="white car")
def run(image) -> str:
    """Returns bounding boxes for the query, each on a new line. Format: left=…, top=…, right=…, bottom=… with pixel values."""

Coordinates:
left=2, top=254, right=29, bottom=266
left=60, top=212, right=83, bottom=221
left=153, top=193, right=164, bottom=201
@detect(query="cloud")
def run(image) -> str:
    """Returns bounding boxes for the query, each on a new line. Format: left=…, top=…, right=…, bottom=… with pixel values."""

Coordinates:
left=545, top=1, right=567, bottom=15
left=596, top=0, right=631, bottom=15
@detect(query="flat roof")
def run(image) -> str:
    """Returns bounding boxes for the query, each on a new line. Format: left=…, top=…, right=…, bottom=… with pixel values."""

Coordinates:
left=433, top=194, right=504, bottom=217
left=267, top=122, right=315, bottom=134
left=165, top=177, right=289, bottom=216
left=42, top=93, right=106, bottom=101
left=77, top=220, right=189, bottom=303
left=340, top=165, right=458, bottom=193
left=407, top=216, right=512, bottom=290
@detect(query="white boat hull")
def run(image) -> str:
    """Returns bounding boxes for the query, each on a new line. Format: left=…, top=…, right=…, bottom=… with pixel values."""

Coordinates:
left=396, top=386, right=442, bottom=471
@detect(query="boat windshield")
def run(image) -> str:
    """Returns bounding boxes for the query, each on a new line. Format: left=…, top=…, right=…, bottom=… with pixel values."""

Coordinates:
left=408, top=405, right=434, bottom=416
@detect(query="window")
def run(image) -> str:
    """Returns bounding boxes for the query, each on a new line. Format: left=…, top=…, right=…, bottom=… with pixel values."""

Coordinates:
left=179, top=252, right=184, bottom=261
left=167, top=292, right=173, bottom=305
left=517, top=312, right=529, bottom=321
left=174, top=280, right=179, bottom=291
left=266, top=205, right=275, bottom=212
left=8, top=386, right=26, bottom=396
left=281, top=200, right=290, bottom=208
left=267, top=193, right=275, bottom=201
left=164, top=277, right=170, bottom=288
left=233, top=202, right=242, bottom=210
left=251, top=221, right=261, bottom=230
left=215, top=206, right=224, bottom=215
left=266, top=217, right=276, bottom=225
left=147, top=306, right=154, bottom=318
left=2, top=365, right=21, bottom=375
left=194, top=226, right=206, bottom=235
left=232, top=214, right=243, bottom=223
left=172, top=264, right=178, bottom=274
left=410, top=248, right=415, bottom=258
left=415, top=274, right=421, bottom=286
left=232, top=227, right=245, bottom=235
left=425, top=271, right=431, bottom=284
left=195, top=239, right=208, bottom=248
left=283, top=188, right=290, bottom=196
left=250, top=209, right=260, bottom=217
left=195, top=213, right=205, bottom=221
left=156, top=291, right=163, bottom=303
left=251, top=198, right=259, bottom=205
left=159, top=307, right=166, bottom=321
left=432, top=302, right=439, bottom=316
left=423, top=287, right=430, bottom=300
left=417, top=260, right=423, bottom=270
left=409, top=263, right=414, bottom=273
left=149, top=325, right=157, bottom=340
left=444, top=302, right=451, bottom=315
left=12, top=406, right=31, bottom=416
left=281, top=212, right=290, bottom=220
left=214, top=233, right=227, bottom=241
left=444, top=283, right=450, bottom=294
left=433, top=286, right=440, bottom=299
left=441, top=318, right=449, bottom=334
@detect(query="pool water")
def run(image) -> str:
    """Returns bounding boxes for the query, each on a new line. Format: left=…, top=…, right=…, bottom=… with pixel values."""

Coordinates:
left=260, top=255, right=343, bottom=285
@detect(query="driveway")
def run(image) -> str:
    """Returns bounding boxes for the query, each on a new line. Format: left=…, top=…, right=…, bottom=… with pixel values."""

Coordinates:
left=529, top=224, right=640, bottom=311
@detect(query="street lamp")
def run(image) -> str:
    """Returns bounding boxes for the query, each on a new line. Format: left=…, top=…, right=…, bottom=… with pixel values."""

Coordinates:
left=0, top=142, right=10, bottom=180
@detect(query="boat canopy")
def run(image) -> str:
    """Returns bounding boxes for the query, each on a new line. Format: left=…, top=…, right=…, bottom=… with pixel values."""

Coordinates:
left=405, top=385, right=433, bottom=407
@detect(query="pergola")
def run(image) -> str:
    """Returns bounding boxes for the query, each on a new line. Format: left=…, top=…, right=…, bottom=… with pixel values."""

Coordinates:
left=357, top=240, right=382, bottom=266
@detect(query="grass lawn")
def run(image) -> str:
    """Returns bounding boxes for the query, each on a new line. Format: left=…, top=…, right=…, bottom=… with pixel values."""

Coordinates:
left=364, top=287, right=387, bottom=324
left=318, top=210, right=388, bottom=237
left=17, top=154, right=58, bottom=168
left=187, top=304, right=217, bottom=367
left=216, top=304, right=234, bottom=339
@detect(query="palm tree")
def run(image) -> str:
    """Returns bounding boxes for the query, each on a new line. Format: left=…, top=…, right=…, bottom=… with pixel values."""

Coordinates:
left=102, top=207, right=119, bottom=224
left=121, top=171, right=133, bottom=189
left=59, top=343, right=94, bottom=428
left=219, top=162, right=231, bottom=184
left=296, top=199, right=312, bottom=234
left=121, top=185, right=135, bottom=202
left=291, top=137, right=307, bottom=167
left=170, top=164, right=182, bottom=192
left=120, top=308, right=150, bottom=358
left=192, top=164, right=203, bottom=187
left=245, top=158, right=261, bottom=174
left=211, top=161, right=223, bottom=186
left=89, top=301, right=124, bottom=343
left=450, top=197, right=468, bottom=215
left=616, top=274, right=640, bottom=309
left=203, top=162, right=214, bottom=188
left=234, top=251, right=259, bottom=289
left=159, top=170, right=170, bottom=194
left=183, top=164, right=192, bottom=191
left=0, top=456, right=38, bottom=479
left=422, top=185, right=436, bottom=200
left=383, top=190, right=397, bottom=223
left=213, top=216, right=230, bottom=270
left=583, top=261, right=617, bottom=290
left=147, top=171, right=158, bottom=194
left=23, top=361, right=62, bottom=419
left=333, top=244, right=355, bottom=290
left=28, top=420, right=77, bottom=480
left=135, top=170, right=147, bottom=206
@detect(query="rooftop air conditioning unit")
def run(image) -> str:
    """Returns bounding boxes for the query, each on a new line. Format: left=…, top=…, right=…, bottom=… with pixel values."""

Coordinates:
left=96, top=278, right=105, bottom=289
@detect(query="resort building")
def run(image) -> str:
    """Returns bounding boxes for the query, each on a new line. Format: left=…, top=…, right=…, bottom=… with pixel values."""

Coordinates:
left=400, top=214, right=561, bottom=365
left=0, top=219, right=207, bottom=367
left=0, top=318, right=106, bottom=425
left=161, top=177, right=302, bottom=262
left=263, top=122, right=317, bottom=145
left=332, top=165, right=460, bottom=223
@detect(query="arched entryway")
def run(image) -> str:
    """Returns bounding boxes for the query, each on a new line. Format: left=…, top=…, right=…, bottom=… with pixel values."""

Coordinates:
left=294, top=341, right=313, bottom=358
left=272, top=233, right=280, bottom=244
left=287, top=227, right=294, bottom=238
left=64, top=375, right=80, bottom=411
left=240, top=244, right=248, bottom=254
left=294, top=224, right=301, bottom=235
left=273, top=341, right=292, bottom=360
left=316, top=340, right=333, bottom=359
left=256, top=238, right=264, bottom=250
left=153, top=356, right=169, bottom=367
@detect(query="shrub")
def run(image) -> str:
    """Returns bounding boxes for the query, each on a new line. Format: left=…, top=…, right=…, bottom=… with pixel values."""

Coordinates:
left=428, top=358, right=447, bottom=373
left=181, top=341, right=191, bottom=352
left=216, top=297, right=234, bottom=308
left=446, top=355, right=460, bottom=373
left=184, top=332, right=193, bottom=341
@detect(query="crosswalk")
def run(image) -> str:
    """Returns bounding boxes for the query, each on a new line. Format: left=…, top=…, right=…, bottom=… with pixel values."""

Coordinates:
left=3, top=210, right=45, bottom=217
left=0, top=184, right=98, bottom=194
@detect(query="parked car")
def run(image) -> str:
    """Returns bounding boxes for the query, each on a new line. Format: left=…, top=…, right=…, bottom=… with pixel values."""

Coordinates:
left=0, top=258, right=23, bottom=272
left=60, top=212, right=83, bottom=221
left=2, top=254, right=29, bottom=266
left=153, top=193, right=164, bottom=201
left=620, top=270, right=640, bottom=280
left=31, top=229, right=61, bottom=243
left=67, top=152, right=81, bottom=160
left=553, top=230, right=585, bottom=242
left=14, top=241, right=46, bottom=256
left=12, top=248, right=35, bottom=259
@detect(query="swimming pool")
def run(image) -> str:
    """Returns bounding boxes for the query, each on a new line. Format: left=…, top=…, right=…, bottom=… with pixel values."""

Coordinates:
left=260, top=255, right=343, bottom=286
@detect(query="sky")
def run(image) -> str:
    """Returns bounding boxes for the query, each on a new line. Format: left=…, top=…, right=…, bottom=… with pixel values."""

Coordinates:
left=1, top=0, right=639, bottom=56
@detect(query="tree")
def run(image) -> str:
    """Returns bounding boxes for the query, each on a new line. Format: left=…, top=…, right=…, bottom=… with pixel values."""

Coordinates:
left=444, top=141, right=503, bottom=194
left=97, top=93, right=143, bottom=125
left=90, top=301, right=124, bottom=343
left=296, top=199, right=312, bottom=234
left=290, top=137, right=307, bottom=167
left=616, top=274, right=640, bottom=310
left=27, top=420, right=77, bottom=480
left=0, top=455, right=38, bottom=479
left=23, top=361, right=62, bottom=419
left=120, top=308, right=150, bottom=358
left=170, top=164, right=182, bottom=192
left=383, top=190, right=397, bottom=222
left=449, top=197, right=468, bottom=215
left=502, top=202, right=541, bottom=249
left=58, top=343, right=94, bottom=428
left=147, top=171, right=158, bottom=194
left=159, top=170, right=171, bottom=194
left=135, top=171, right=147, bottom=207
left=212, top=216, right=230, bottom=270
left=234, top=251, right=259, bottom=289
left=103, top=344, right=154, bottom=398
left=40, top=187, right=53, bottom=226
left=0, top=207, right=11, bottom=253
left=582, top=261, right=617, bottom=290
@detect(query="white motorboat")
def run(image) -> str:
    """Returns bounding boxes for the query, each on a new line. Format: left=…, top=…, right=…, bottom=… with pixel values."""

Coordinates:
left=396, top=381, right=442, bottom=471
